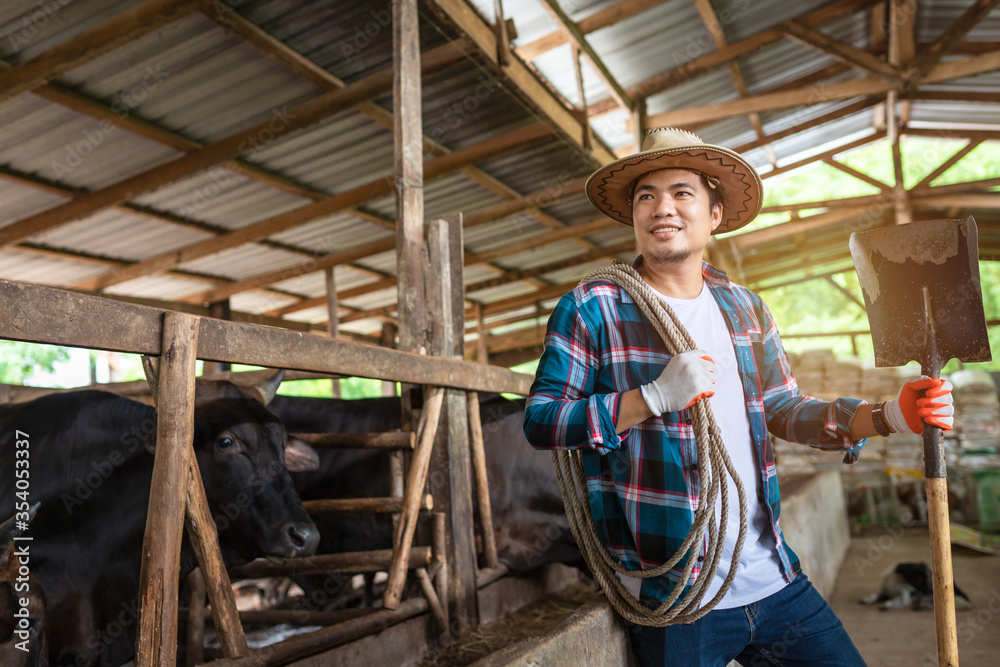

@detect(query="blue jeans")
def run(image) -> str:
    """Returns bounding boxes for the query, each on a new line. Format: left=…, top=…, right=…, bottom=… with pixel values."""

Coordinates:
left=627, top=574, right=866, bottom=666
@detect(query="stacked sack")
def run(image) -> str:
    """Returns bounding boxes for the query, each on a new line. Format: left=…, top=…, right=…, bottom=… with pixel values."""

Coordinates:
left=949, top=369, right=1000, bottom=468
left=772, top=350, right=905, bottom=474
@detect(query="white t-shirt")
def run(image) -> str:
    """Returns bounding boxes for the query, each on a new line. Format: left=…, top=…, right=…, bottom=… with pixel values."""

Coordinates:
left=619, top=282, right=787, bottom=609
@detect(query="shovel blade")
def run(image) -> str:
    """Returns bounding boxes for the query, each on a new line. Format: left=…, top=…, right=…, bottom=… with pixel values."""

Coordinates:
left=849, top=217, right=991, bottom=368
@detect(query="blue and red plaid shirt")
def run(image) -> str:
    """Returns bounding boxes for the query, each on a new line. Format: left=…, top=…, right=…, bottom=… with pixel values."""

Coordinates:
left=523, top=258, right=866, bottom=606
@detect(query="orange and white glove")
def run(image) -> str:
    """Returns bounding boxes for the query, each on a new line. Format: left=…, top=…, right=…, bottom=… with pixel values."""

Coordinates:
left=640, top=349, right=716, bottom=417
left=884, top=376, right=955, bottom=433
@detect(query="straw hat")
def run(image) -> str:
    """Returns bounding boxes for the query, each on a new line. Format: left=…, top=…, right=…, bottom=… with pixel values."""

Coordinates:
left=586, top=128, right=762, bottom=234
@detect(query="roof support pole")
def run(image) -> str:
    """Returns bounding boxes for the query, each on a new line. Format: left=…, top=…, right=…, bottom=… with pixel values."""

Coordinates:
left=385, top=0, right=431, bottom=614
left=426, top=216, right=479, bottom=634
left=324, top=268, right=341, bottom=397
left=135, top=314, right=196, bottom=665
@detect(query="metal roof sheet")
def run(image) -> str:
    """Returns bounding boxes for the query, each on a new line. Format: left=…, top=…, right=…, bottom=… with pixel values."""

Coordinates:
left=0, top=0, right=995, bottom=344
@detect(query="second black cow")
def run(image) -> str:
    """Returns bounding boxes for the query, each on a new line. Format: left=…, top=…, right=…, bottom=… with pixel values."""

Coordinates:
left=271, top=393, right=582, bottom=575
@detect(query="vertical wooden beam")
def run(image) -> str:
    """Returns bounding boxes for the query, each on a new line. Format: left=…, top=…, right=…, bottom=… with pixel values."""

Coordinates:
left=394, top=0, right=428, bottom=357
left=432, top=511, right=450, bottom=632
left=889, top=0, right=913, bottom=225
left=185, top=570, right=206, bottom=667
left=475, top=302, right=489, bottom=363
left=205, top=300, right=232, bottom=374
left=324, top=267, right=341, bottom=397
left=571, top=45, right=591, bottom=150
left=890, top=0, right=918, bottom=67
left=385, top=0, right=430, bottom=613
left=136, top=312, right=199, bottom=667
left=467, top=391, right=499, bottom=570
left=633, top=97, right=647, bottom=152
left=493, top=0, right=510, bottom=66
left=380, top=322, right=399, bottom=397
left=428, top=215, right=478, bottom=631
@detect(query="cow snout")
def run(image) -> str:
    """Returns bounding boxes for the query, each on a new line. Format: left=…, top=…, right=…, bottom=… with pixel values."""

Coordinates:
left=280, top=520, right=319, bottom=557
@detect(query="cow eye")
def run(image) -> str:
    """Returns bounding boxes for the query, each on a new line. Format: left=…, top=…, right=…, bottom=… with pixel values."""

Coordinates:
left=216, top=435, right=237, bottom=450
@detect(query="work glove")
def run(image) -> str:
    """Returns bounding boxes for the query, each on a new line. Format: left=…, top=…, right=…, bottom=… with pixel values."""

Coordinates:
left=640, top=349, right=716, bottom=417
left=884, top=376, right=955, bottom=433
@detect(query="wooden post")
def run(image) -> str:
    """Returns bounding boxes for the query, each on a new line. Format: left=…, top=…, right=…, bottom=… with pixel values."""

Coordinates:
left=380, top=322, right=399, bottom=397
left=185, top=456, right=248, bottom=657
left=185, top=570, right=206, bottom=667
left=467, top=391, right=499, bottom=570
left=324, top=267, right=341, bottom=397
left=571, top=44, right=590, bottom=150
left=393, top=0, right=427, bottom=357
left=136, top=312, right=199, bottom=667
left=493, top=0, right=510, bottom=66
left=392, top=0, right=427, bottom=593
left=633, top=97, right=647, bottom=152
left=206, top=300, right=231, bottom=374
left=475, top=302, right=488, bottom=363
left=433, top=511, right=449, bottom=629
left=426, top=216, right=479, bottom=631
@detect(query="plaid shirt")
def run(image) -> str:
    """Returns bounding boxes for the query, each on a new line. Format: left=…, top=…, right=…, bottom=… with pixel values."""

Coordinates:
left=523, top=258, right=866, bottom=606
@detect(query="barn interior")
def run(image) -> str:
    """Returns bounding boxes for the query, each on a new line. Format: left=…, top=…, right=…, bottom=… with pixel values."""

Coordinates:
left=0, top=0, right=999, bottom=665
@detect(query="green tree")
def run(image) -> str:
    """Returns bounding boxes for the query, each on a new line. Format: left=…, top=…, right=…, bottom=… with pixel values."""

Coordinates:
left=0, top=341, right=70, bottom=384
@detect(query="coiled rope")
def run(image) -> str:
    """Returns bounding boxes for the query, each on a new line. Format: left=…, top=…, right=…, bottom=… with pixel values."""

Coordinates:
left=551, top=260, right=749, bottom=626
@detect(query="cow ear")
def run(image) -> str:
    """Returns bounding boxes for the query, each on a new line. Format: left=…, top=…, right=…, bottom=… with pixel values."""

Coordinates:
left=251, top=368, right=285, bottom=406
left=142, top=356, right=161, bottom=405
left=285, top=437, right=320, bottom=472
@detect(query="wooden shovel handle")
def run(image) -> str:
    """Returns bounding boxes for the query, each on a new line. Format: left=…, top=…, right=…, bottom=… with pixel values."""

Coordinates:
left=926, top=476, right=959, bottom=667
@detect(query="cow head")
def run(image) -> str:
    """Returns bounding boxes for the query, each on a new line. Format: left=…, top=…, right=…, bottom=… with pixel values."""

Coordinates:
left=141, top=359, right=320, bottom=562
left=1, top=504, right=47, bottom=667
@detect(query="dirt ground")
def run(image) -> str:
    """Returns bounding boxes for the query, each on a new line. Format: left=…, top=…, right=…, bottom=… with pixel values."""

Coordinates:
left=828, top=526, right=1000, bottom=667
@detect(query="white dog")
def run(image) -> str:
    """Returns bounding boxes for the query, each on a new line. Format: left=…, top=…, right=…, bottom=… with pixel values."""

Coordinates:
left=860, top=562, right=972, bottom=611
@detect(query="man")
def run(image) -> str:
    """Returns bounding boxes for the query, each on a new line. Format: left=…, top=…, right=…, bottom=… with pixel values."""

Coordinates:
left=522, top=128, right=954, bottom=666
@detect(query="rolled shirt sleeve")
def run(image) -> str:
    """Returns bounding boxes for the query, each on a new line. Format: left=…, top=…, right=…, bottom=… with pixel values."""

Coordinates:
left=754, top=299, right=868, bottom=456
left=523, top=292, right=629, bottom=455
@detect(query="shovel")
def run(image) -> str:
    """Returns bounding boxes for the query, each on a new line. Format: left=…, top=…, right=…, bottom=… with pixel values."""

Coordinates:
left=850, top=216, right=991, bottom=667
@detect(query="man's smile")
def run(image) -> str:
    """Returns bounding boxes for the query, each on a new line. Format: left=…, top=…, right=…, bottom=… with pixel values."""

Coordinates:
left=647, top=223, right=683, bottom=237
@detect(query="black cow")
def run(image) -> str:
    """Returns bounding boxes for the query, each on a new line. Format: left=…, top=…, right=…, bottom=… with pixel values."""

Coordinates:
left=271, top=393, right=582, bottom=576
left=0, top=370, right=319, bottom=666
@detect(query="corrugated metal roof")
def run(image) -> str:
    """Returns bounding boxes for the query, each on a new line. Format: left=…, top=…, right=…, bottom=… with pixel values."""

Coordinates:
left=0, top=247, right=112, bottom=285
left=30, top=208, right=212, bottom=260
left=0, top=0, right=142, bottom=62
left=0, top=0, right=995, bottom=343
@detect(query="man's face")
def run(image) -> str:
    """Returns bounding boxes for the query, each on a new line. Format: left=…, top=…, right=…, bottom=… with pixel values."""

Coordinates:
left=631, top=168, right=723, bottom=266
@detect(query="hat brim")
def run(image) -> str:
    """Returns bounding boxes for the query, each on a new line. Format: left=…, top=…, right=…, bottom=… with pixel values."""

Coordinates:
left=586, top=145, right=762, bottom=234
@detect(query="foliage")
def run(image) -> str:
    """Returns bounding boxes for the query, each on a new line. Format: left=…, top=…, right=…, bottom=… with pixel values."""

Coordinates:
left=275, top=376, right=389, bottom=399
left=0, top=341, right=69, bottom=384
left=757, top=137, right=1000, bottom=372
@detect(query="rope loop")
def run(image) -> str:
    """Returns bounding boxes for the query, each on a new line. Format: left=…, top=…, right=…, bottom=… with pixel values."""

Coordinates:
left=552, top=260, right=749, bottom=626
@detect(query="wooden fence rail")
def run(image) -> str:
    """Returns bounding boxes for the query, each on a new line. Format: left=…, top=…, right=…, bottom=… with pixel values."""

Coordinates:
left=0, top=279, right=532, bottom=395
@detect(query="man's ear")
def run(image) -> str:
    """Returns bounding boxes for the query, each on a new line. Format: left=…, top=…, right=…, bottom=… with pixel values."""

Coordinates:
left=710, top=204, right=724, bottom=232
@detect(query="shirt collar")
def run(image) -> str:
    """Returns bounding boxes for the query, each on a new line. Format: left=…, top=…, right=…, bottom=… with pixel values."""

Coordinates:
left=628, top=256, right=732, bottom=289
